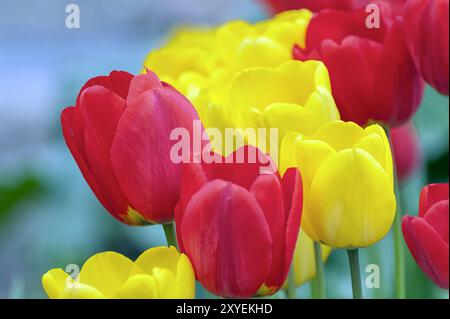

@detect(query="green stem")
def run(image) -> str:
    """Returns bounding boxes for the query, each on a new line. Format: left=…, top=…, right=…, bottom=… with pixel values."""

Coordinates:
left=286, top=264, right=297, bottom=299
left=162, top=223, right=178, bottom=250
left=386, top=129, right=406, bottom=299
left=347, top=249, right=363, bottom=299
left=392, top=181, right=406, bottom=299
left=313, top=242, right=326, bottom=299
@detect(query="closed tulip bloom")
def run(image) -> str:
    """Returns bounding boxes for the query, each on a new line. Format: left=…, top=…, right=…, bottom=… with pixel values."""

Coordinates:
left=281, top=121, right=396, bottom=248
left=402, top=183, right=449, bottom=289
left=295, top=8, right=424, bottom=127
left=61, top=70, right=202, bottom=225
left=390, top=122, right=422, bottom=182
left=402, top=0, right=449, bottom=95
left=42, top=247, right=195, bottom=298
left=175, top=146, right=303, bottom=298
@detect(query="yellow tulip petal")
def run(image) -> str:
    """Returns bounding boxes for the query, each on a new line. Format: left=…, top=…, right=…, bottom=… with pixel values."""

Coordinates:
left=304, top=90, right=340, bottom=129
left=175, top=254, right=196, bottom=299
left=60, top=283, right=105, bottom=299
left=308, top=148, right=396, bottom=248
left=312, top=121, right=365, bottom=152
left=262, top=103, right=317, bottom=138
left=114, top=274, right=158, bottom=299
left=78, top=251, right=134, bottom=298
left=230, top=67, right=301, bottom=116
left=364, top=124, right=394, bottom=184
left=234, top=37, right=291, bottom=70
left=42, top=268, right=73, bottom=299
left=279, top=131, right=302, bottom=175
left=131, top=246, right=179, bottom=276
left=152, top=268, right=177, bottom=299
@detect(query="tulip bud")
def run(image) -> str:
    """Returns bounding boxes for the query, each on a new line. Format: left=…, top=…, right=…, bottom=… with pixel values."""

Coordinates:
left=281, top=120, right=396, bottom=248
left=402, top=183, right=449, bottom=289
left=61, top=70, right=202, bottom=225
left=175, top=146, right=303, bottom=298
left=42, top=247, right=195, bottom=298
left=295, top=8, right=424, bottom=127
left=402, top=0, right=449, bottom=95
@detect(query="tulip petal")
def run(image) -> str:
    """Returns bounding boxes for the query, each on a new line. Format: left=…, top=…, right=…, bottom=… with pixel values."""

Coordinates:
left=250, top=174, right=286, bottom=289
left=61, top=107, right=115, bottom=216
left=42, top=268, right=73, bottom=299
left=60, top=283, right=106, bottom=299
left=281, top=168, right=303, bottom=281
left=402, top=216, right=449, bottom=289
left=79, top=85, right=130, bottom=219
left=113, top=274, right=158, bottom=299
left=127, top=71, right=163, bottom=102
left=131, top=246, right=180, bottom=276
left=308, top=148, right=396, bottom=248
left=423, top=200, right=449, bottom=245
left=111, top=88, right=201, bottom=223
left=181, top=180, right=272, bottom=298
left=77, top=70, right=133, bottom=103
left=419, top=184, right=450, bottom=218
left=175, top=254, right=196, bottom=299
left=78, top=252, right=134, bottom=298
left=312, top=120, right=365, bottom=151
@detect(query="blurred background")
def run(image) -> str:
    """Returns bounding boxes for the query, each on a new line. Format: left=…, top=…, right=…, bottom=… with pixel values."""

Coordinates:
left=0, top=0, right=448, bottom=299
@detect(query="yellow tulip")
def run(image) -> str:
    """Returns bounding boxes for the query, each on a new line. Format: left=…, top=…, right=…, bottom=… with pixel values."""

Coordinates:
left=280, top=120, right=396, bottom=248
left=42, top=246, right=195, bottom=299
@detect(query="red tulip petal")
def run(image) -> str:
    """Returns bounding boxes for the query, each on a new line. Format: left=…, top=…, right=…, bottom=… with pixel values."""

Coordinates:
left=77, top=71, right=133, bottom=104
left=306, top=9, right=386, bottom=51
left=374, top=19, right=424, bottom=126
left=419, top=183, right=449, bottom=218
left=402, top=216, right=449, bottom=289
left=61, top=107, right=120, bottom=219
left=110, top=88, right=201, bottom=223
left=319, top=36, right=381, bottom=125
left=250, top=174, right=286, bottom=288
left=204, top=146, right=276, bottom=191
left=181, top=180, right=272, bottom=298
left=175, top=162, right=209, bottom=252
left=281, top=168, right=303, bottom=281
left=424, top=200, right=449, bottom=245
left=79, top=85, right=129, bottom=219
left=127, top=71, right=162, bottom=102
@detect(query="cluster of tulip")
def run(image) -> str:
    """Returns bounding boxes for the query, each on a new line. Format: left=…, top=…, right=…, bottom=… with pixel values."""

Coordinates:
left=42, top=0, right=448, bottom=299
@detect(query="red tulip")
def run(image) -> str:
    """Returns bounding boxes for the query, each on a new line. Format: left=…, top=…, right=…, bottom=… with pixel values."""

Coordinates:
left=61, top=70, right=202, bottom=225
left=402, top=0, right=449, bottom=95
left=261, top=0, right=405, bottom=15
left=294, top=8, right=424, bottom=127
left=175, top=146, right=303, bottom=298
left=402, top=183, right=449, bottom=289
left=391, top=122, right=422, bottom=182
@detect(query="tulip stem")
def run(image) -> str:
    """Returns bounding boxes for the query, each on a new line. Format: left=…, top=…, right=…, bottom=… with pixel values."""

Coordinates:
left=392, top=180, right=406, bottom=299
left=347, top=249, right=363, bottom=299
left=386, top=129, right=406, bottom=299
left=313, top=242, right=326, bottom=299
left=162, top=222, right=179, bottom=250
left=286, top=264, right=297, bottom=299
